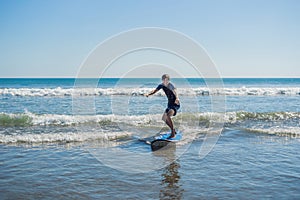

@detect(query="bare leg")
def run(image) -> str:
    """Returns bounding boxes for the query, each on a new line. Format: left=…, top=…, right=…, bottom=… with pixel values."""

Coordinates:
left=162, top=109, right=176, bottom=138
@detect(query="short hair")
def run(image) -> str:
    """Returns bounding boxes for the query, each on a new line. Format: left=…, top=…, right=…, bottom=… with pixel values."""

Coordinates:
left=162, top=74, right=170, bottom=80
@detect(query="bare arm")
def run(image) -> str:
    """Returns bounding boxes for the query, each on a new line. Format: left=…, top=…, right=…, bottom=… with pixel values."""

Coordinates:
left=144, top=89, right=158, bottom=97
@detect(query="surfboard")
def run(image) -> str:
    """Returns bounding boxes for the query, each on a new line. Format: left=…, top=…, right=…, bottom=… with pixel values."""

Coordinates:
left=154, top=131, right=182, bottom=142
left=151, top=131, right=182, bottom=151
left=135, top=131, right=182, bottom=151
left=137, top=137, right=152, bottom=145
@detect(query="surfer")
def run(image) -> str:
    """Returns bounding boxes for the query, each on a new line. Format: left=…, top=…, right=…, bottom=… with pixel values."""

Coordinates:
left=145, top=74, right=180, bottom=139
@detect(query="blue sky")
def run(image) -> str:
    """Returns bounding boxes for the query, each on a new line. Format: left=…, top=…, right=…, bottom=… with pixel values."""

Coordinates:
left=0, top=0, right=299, bottom=78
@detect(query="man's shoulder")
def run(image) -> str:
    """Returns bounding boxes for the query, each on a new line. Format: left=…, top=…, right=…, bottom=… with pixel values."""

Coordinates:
left=168, top=82, right=176, bottom=89
left=156, top=83, right=163, bottom=90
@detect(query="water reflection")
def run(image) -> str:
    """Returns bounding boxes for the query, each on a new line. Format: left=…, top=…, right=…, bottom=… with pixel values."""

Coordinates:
left=154, top=145, right=183, bottom=199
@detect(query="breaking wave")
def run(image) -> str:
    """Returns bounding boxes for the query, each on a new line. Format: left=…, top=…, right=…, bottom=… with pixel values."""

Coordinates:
left=0, top=131, right=132, bottom=144
left=244, top=127, right=300, bottom=137
left=1, top=111, right=299, bottom=144
left=1, top=87, right=300, bottom=97
left=0, top=112, right=163, bottom=127
left=0, top=111, right=299, bottom=127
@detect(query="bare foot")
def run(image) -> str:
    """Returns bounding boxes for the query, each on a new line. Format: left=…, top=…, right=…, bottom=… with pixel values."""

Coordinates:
left=167, top=130, right=176, bottom=139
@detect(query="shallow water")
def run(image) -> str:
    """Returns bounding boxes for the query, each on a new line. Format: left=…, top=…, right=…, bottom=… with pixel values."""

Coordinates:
left=1, top=78, right=300, bottom=199
left=1, top=129, right=300, bottom=199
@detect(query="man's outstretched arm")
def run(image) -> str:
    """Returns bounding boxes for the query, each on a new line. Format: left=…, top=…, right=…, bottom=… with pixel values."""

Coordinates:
left=144, top=89, right=158, bottom=97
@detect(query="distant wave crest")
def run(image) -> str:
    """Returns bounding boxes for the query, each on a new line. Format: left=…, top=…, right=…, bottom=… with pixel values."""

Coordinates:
left=1, top=87, right=300, bottom=97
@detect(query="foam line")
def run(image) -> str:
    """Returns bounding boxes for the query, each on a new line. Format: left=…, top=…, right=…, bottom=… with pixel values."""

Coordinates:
left=1, top=87, right=300, bottom=96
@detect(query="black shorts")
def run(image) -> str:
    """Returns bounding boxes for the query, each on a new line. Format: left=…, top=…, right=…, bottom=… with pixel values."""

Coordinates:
left=165, top=104, right=180, bottom=116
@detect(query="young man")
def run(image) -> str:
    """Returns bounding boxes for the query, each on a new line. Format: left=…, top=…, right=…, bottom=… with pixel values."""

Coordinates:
left=145, top=74, right=180, bottom=139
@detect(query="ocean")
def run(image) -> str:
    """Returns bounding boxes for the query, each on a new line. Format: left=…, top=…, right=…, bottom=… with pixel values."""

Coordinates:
left=0, top=78, right=300, bottom=199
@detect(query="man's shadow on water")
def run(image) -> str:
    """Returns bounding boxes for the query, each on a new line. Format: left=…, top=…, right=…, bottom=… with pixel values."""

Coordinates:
left=153, top=145, right=184, bottom=200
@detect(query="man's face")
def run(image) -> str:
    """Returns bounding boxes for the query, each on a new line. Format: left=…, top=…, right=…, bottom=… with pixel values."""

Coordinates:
left=162, top=78, right=169, bottom=86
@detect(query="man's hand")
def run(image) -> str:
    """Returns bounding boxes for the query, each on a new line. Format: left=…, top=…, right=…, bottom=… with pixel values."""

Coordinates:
left=144, top=93, right=149, bottom=97
left=175, top=98, right=180, bottom=105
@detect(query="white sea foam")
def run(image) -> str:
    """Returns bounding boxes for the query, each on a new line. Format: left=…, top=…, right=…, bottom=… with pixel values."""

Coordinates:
left=1, top=87, right=300, bottom=97
left=1, top=111, right=299, bottom=144
left=1, top=111, right=300, bottom=127
left=30, top=113, right=163, bottom=126
left=0, top=131, right=132, bottom=144
left=245, top=127, right=300, bottom=137
left=0, top=112, right=164, bottom=127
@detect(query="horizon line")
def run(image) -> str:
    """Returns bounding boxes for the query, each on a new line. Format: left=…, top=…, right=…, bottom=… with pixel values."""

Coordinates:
left=0, top=76, right=300, bottom=79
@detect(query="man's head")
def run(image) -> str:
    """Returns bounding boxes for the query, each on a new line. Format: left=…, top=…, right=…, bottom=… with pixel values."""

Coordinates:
left=162, top=74, right=170, bottom=85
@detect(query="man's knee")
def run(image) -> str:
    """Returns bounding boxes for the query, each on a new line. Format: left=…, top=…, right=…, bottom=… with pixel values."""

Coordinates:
left=162, top=113, right=167, bottom=121
left=167, top=109, right=175, bottom=117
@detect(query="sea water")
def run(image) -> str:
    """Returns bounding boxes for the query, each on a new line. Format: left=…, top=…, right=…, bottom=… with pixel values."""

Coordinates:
left=0, top=78, right=300, bottom=199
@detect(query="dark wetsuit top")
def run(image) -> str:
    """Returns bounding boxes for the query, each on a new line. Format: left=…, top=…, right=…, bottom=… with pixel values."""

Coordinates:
left=156, top=82, right=180, bottom=115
